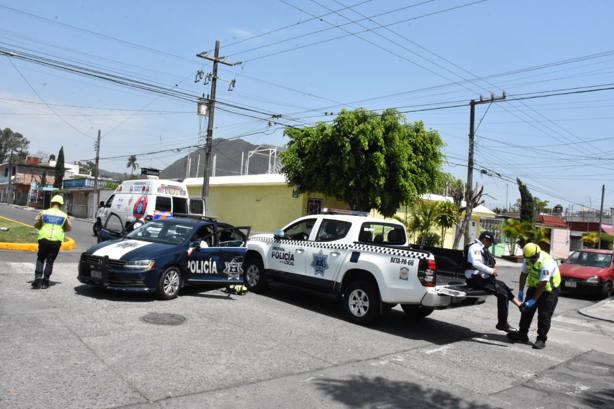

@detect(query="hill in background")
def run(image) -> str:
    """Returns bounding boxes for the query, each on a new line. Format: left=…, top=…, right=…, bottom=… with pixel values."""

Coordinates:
left=160, top=138, right=284, bottom=180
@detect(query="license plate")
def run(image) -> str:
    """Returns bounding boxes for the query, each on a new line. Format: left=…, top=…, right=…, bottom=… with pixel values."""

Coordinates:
left=565, top=280, right=577, bottom=288
left=91, top=270, right=102, bottom=279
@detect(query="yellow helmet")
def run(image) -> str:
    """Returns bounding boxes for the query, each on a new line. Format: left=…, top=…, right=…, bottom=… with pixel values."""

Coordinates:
left=51, top=195, right=64, bottom=205
left=523, top=243, right=541, bottom=258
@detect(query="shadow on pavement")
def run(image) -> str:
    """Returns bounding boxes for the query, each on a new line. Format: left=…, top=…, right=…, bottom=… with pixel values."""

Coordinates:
left=260, top=282, right=483, bottom=345
left=314, top=375, right=498, bottom=409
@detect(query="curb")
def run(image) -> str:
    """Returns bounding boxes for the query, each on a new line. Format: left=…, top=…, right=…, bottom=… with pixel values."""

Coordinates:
left=0, top=215, right=76, bottom=252
left=577, top=296, right=614, bottom=323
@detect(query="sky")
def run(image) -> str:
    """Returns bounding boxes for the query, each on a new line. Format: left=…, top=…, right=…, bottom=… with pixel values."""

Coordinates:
left=1, top=0, right=614, bottom=213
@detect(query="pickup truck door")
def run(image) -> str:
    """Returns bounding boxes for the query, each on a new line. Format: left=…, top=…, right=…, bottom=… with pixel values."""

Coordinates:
left=302, top=218, right=352, bottom=289
left=267, top=218, right=316, bottom=275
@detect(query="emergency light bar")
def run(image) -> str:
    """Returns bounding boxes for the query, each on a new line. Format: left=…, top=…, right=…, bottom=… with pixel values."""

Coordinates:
left=320, top=208, right=369, bottom=217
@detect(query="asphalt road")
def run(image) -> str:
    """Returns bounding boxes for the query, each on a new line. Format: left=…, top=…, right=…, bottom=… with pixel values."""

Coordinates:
left=1, top=204, right=613, bottom=408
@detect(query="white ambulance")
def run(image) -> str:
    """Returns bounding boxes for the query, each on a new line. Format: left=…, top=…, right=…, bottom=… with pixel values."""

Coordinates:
left=93, top=179, right=204, bottom=235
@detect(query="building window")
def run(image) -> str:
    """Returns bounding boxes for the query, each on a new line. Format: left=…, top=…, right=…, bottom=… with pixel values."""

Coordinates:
left=307, top=198, right=322, bottom=215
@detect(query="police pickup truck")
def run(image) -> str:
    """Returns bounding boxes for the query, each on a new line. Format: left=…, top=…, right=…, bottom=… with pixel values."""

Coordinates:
left=78, top=217, right=248, bottom=299
left=244, top=211, right=486, bottom=324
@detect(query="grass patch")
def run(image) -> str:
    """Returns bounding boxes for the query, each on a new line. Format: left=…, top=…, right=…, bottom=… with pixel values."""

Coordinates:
left=0, top=217, right=39, bottom=243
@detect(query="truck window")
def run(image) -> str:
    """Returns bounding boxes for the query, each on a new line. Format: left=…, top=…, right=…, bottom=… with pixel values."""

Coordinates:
left=172, top=197, right=188, bottom=215
left=105, top=195, right=114, bottom=207
left=155, top=196, right=172, bottom=212
left=316, top=219, right=351, bottom=241
left=359, top=222, right=406, bottom=245
left=284, top=218, right=316, bottom=241
left=189, top=199, right=204, bottom=215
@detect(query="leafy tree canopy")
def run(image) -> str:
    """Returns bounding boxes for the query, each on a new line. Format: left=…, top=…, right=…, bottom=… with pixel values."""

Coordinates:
left=0, top=128, right=29, bottom=163
left=281, top=108, right=444, bottom=217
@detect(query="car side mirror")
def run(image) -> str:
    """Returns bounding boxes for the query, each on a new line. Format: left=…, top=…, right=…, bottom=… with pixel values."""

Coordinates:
left=274, top=229, right=285, bottom=240
left=99, top=201, right=105, bottom=207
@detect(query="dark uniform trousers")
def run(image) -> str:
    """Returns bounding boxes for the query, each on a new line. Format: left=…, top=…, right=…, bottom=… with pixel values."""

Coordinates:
left=35, top=239, right=62, bottom=280
left=467, top=274, right=514, bottom=326
left=519, top=286, right=559, bottom=342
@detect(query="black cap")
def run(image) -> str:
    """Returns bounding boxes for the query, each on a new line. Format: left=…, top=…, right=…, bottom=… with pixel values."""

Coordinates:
left=479, top=231, right=494, bottom=241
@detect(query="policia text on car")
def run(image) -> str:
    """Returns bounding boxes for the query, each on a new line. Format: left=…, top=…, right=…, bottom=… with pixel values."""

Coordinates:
left=32, top=195, right=72, bottom=289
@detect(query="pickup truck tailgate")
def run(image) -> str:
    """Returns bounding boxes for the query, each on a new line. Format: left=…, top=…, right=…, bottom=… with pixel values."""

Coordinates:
left=421, top=284, right=489, bottom=308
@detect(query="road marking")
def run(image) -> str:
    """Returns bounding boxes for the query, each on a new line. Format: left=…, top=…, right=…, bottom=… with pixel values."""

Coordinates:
left=424, top=345, right=452, bottom=355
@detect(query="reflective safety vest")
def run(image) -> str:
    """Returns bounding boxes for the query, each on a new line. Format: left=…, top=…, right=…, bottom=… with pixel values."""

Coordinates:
left=38, top=208, right=68, bottom=242
left=526, top=252, right=561, bottom=292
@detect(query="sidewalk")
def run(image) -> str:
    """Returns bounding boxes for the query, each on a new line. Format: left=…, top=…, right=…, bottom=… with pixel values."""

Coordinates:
left=579, top=296, right=614, bottom=323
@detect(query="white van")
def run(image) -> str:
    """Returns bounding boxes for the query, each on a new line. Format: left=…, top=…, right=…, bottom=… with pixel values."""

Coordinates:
left=93, top=179, right=204, bottom=235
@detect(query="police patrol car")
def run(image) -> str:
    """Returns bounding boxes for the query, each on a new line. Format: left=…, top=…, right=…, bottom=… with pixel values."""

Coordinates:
left=78, top=217, right=248, bottom=299
left=244, top=210, right=486, bottom=324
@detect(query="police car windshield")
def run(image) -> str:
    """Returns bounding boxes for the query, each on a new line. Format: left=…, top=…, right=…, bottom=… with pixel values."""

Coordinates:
left=126, top=220, right=194, bottom=245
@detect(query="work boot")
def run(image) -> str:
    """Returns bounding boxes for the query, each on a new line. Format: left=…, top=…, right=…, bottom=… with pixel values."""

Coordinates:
left=496, top=322, right=517, bottom=332
left=506, top=331, right=529, bottom=344
left=41, top=279, right=50, bottom=289
left=532, top=340, right=546, bottom=350
left=31, top=279, right=42, bottom=289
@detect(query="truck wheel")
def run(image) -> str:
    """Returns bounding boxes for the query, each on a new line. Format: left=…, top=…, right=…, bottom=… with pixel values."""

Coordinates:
left=401, top=304, right=434, bottom=320
left=93, top=220, right=102, bottom=236
left=343, top=280, right=380, bottom=325
left=156, top=267, right=181, bottom=300
left=244, top=256, right=267, bottom=293
left=599, top=281, right=612, bottom=300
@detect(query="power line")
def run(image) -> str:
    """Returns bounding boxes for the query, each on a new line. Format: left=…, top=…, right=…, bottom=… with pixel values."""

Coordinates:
left=5, top=56, right=95, bottom=140
left=236, top=0, right=488, bottom=63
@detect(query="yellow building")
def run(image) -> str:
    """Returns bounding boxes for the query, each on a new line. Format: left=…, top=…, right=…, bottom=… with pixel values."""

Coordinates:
left=183, top=175, right=347, bottom=234
left=184, top=176, right=496, bottom=247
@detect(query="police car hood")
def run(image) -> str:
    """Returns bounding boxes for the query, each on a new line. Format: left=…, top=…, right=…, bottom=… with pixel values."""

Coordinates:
left=89, top=239, right=178, bottom=261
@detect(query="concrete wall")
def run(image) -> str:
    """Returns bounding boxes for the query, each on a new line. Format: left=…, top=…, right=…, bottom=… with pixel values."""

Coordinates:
left=187, top=183, right=347, bottom=234
left=551, top=227, right=571, bottom=259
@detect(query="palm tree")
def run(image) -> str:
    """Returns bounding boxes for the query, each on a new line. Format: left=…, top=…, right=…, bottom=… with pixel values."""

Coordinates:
left=126, top=155, right=138, bottom=176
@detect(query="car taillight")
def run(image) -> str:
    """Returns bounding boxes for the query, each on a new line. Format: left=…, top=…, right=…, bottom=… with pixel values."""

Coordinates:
left=418, top=258, right=437, bottom=287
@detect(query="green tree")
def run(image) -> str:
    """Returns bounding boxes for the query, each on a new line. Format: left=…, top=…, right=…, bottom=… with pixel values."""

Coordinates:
left=0, top=128, right=29, bottom=163
left=281, top=108, right=444, bottom=217
left=517, top=178, right=535, bottom=223
left=534, top=197, right=549, bottom=215
left=436, top=201, right=458, bottom=247
left=53, top=146, right=65, bottom=189
left=126, top=155, right=138, bottom=176
left=78, top=160, right=96, bottom=175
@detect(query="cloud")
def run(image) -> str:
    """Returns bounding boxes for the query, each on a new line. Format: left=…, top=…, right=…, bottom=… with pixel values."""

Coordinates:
left=228, top=27, right=255, bottom=40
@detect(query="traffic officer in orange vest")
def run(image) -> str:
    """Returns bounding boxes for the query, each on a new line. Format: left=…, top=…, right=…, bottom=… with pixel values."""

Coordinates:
left=32, top=194, right=72, bottom=289
left=507, top=243, right=561, bottom=349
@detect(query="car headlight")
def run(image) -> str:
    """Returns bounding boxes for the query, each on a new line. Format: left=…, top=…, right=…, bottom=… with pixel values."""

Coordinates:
left=585, top=275, right=600, bottom=284
left=124, top=259, right=156, bottom=270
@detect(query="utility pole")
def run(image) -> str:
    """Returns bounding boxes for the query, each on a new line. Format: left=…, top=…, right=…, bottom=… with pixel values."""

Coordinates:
left=196, top=41, right=238, bottom=213
left=94, top=129, right=101, bottom=209
left=464, top=93, right=506, bottom=246
left=598, top=184, right=605, bottom=249
left=6, top=148, right=14, bottom=204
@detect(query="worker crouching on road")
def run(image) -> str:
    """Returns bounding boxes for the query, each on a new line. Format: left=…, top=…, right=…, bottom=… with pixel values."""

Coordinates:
left=465, top=231, right=523, bottom=332
left=507, top=243, right=561, bottom=350
left=32, top=195, right=72, bottom=289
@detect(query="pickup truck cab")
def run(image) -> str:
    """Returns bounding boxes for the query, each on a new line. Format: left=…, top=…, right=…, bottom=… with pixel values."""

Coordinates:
left=244, top=212, right=486, bottom=324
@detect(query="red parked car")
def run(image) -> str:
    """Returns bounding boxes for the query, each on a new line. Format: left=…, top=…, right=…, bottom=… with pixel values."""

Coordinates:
left=559, top=249, right=614, bottom=299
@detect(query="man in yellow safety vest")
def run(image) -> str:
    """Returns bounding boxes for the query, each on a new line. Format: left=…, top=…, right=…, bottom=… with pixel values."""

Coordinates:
left=32, top=195, right=72, bottom=289
left=507, top=243, right=561, bottom=349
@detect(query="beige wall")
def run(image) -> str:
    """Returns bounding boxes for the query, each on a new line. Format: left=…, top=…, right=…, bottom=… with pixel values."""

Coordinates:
left=187, top=184, right=348, bottom=234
